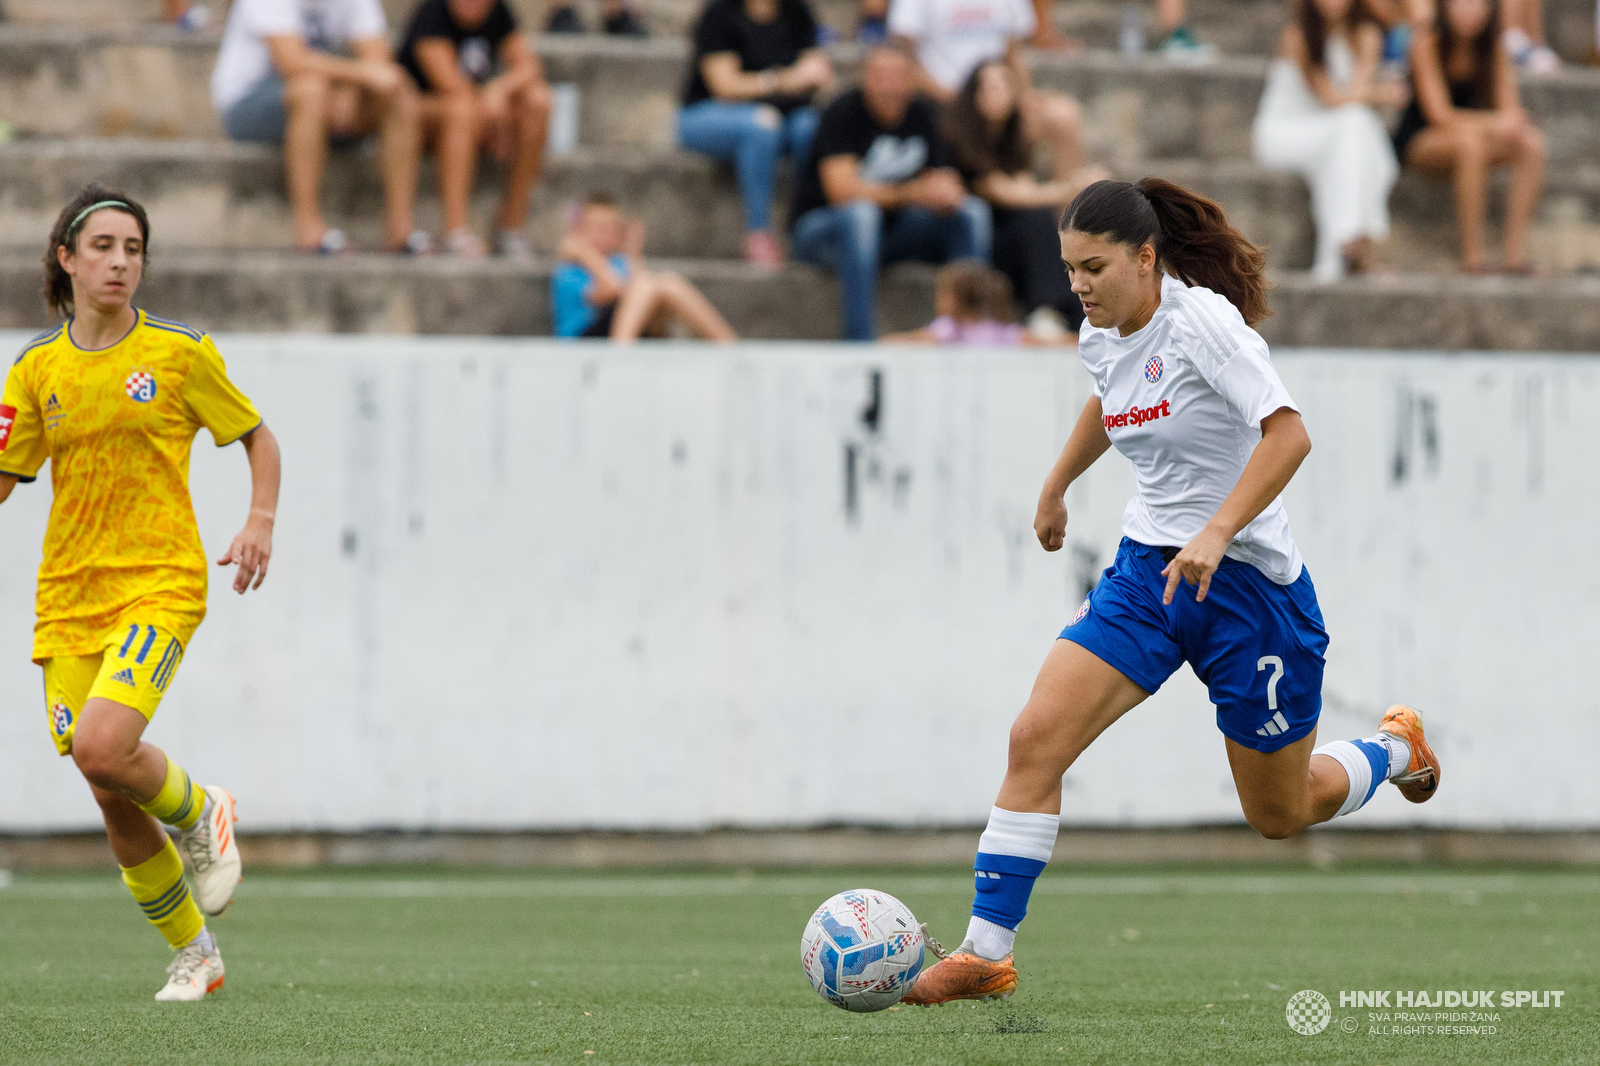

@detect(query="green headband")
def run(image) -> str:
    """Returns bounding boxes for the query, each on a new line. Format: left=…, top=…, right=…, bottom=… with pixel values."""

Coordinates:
left=69, top=200, right=134, bottom=232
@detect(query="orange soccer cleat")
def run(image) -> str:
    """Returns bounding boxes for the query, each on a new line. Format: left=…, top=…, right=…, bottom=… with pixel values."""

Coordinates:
left=901, top=930, right=1018, bottom=1006
left=1379, top=704, right=1441, bottom=803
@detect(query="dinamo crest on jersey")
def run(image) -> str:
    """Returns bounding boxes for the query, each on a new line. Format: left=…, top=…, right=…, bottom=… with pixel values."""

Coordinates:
left=125, top=369, right=157, bottom=403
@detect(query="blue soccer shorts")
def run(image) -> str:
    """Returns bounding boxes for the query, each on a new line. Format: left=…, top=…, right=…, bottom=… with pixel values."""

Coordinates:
left=1059, top=537, right=1330, bottom=752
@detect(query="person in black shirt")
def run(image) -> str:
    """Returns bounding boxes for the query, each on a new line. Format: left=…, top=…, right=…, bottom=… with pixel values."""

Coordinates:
left=789, top=45, right=990, bottom=341
left=678, top=0, right=833, bottom=265
left=399, top=0, right=552, bottom=258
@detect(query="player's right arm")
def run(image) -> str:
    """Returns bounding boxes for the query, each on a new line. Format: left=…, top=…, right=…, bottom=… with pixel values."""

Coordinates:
left=0, top=355, right=48, bottom=504
left=1034, top=396, right=1110, bottom=552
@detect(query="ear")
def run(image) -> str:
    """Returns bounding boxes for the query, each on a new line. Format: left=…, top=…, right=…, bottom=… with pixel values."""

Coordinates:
left=1138, top=242, right=1158, bottom=274
left=56, top=242, right=77, bottom=278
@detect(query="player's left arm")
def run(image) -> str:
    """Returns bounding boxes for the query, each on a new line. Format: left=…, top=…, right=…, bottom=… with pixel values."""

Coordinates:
left=218, top=423, right=282, bottom=594
left=1162, top=407, right=1311, bottom=604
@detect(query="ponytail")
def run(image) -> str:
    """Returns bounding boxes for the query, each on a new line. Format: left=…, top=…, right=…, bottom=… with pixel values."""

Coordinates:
left=1060, top=177, right=1271, bottom=327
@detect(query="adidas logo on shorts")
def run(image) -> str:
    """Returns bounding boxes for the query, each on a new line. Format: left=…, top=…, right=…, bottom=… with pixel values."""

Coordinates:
left=1256, top=711, right=1290, bottom=737
left=111, top=668, right=135, bottom=686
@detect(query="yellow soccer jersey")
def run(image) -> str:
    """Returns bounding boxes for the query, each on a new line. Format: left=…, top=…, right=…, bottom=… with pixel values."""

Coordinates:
left=0, top=310, right=262, bottom=660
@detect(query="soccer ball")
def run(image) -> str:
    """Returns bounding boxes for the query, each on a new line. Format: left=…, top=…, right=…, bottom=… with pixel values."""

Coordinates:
left=800, top=889, right=925, bottom=1012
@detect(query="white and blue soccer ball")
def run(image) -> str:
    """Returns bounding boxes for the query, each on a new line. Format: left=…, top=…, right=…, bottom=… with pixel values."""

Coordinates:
left=801, top=889, right=925, bottom=1012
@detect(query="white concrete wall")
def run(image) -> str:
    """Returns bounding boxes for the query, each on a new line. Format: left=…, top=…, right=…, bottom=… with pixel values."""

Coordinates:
left=0, top=336, right=1594, bottom=831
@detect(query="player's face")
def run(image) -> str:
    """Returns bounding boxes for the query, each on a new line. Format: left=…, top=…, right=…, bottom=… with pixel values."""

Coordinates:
left=973, top=63, right=1017, bottom=124
left=1060, top=228, right=1157, bottom=332
left=1444, top=0, right=1490, bottom=37
left=579, top=205, right=626, bottom=255
left=447, top=0, right=497, bottom=29
left=59, top=209, right=144, bottom=311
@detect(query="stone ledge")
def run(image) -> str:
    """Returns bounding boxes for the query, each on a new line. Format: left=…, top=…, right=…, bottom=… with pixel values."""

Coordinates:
left=2, top=826, right=1597, bottom=870
left=2, top=252, right=1597, bottom=348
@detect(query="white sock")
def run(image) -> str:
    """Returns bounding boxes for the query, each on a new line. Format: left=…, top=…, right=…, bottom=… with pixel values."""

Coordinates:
left=1373, top=732, right=1412, bottom=779
left=964, top=915, right=1016, bottom=960
left=1314, top=740, right=1374, bottom=818
left=186, top=926, right=215, bottom=952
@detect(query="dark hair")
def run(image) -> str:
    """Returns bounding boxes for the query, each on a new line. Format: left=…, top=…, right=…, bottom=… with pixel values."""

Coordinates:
left=943, top=61, right=1030, bottom=180
left=44, top=183, right=150, bottom=317
left=1434, top=0, right=1500, bottom=109
left=584, top=190, right=619, bottom=208
left=1060, top=177, right=1272, bottom=326
left=1297, top=0, right=1377, bottom=71
left=935, top=259, right=1014, bottom=321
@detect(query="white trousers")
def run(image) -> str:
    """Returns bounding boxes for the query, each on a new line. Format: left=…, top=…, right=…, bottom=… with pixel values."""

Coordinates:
left=1252, top=103, right=1399, bottom=282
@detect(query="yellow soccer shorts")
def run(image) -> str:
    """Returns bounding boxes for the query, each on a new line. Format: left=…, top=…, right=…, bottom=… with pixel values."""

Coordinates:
left=41, top=623, right=185, bottom=755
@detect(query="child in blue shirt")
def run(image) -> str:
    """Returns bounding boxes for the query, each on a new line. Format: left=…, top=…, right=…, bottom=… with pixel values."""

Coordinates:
left=551, top=192, right=739, bottom=342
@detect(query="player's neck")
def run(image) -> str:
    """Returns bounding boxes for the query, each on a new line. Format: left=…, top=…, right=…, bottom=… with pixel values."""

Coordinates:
left=1116, top=285, right=1163, bottom=338
left=68, top=303, right=138, bottom=352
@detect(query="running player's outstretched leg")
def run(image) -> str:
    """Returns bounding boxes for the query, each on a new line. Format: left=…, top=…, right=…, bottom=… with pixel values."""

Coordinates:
left=903, top=640, right=1147, bottom=1006
left=1232, top=705, right=1441, bottom=838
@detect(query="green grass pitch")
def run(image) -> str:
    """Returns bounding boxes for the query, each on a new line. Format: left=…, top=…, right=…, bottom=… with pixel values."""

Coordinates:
left=1, top=865, right=1596, bottom=1065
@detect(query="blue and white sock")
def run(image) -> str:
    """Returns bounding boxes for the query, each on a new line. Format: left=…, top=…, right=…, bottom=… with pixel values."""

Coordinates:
left=1315, top=733, right=1410, bottom=818
left=964, top=807, right=1059, bottom=960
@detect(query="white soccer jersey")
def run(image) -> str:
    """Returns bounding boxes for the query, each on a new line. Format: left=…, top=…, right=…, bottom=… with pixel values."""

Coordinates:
left=1077, top=273, right=1304, bottom=584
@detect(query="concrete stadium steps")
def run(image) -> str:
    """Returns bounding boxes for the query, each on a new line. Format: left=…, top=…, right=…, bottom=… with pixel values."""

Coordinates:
left=1, top=252, right=1596, bottom=348
left=7, top=0, right=1597, bottom=62
left=6, top=29, right=1600, bottom=168
left=8, top=140, right=1600, bottom=274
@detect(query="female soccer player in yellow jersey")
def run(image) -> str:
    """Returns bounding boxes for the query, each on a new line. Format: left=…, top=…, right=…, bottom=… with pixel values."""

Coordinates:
left=0, top=185, right=281, bottom=1002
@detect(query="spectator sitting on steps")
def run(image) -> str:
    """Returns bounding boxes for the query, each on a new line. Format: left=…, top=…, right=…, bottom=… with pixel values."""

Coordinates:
left=553, top=193, right=740, bottom=342
left=212, top=0, right=427, bottom=254
left=398, top=0, right=552, bottom=259
left=789, top=44, right=991, bottom=342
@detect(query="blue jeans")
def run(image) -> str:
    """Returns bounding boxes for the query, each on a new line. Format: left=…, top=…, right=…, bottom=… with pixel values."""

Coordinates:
left=677, top=101, right=819, bottom=233
left=790, top=196, right=992, bottom=341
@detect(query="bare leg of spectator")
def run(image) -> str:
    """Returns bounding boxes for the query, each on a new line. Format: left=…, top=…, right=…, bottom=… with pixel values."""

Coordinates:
left=496, top=80, right=552, bottom=235
left=1028, top=0, right=1073, bottom=49
left=1405, top=120, right=1492, bottom=271
left=424, top=90, right=481, bottom=240
left=1156, top=0, right=1185, bottom=34
left=284, top=73, right=333, bottom=251
left=611, top=273, right=738, bottom=342
left=358, top=80, right=424, bottom=250
left=1500, top=123, right=1547, bottom=270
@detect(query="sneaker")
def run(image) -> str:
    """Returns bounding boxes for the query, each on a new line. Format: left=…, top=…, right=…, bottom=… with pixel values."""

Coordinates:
left=494, top=229, right=535, bottom=263
left=1159, top=25, right=1217, bottom=64
left=154, top=939, right=225, bottom=1002
left=179, top=787, right=241, bottom=916
left=1379, top=705, right=1441, bottom=803
left=603, top=6, right=648, bottom=37
left=901, top=937, right=1018, bottom=1006
left=1505, top=28, right=1562, bottom=76
left=390, top=230, right=433, bottom=256
left=545, top=4, right=586, bottom=32
left=742, top=230, right=783, bottom=267
left=444, top=227, right=488, bottom=258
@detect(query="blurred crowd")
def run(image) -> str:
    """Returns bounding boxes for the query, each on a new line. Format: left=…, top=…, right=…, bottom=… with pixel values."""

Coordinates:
left=109, top=0, right=1600, bottom=339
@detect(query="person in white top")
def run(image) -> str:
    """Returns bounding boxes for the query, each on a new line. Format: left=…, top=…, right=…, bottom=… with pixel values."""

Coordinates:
left=886, top=0, right=1094, bottom=184
left=1252, top=0, right=1404, bottom=282
left=213, top=0, right=425, bottom=254
left=903, top=178, right=1443, bottom=1008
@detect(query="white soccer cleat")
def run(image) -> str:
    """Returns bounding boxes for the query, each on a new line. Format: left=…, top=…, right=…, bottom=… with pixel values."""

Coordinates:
left=179, top=786, right=241, bottom=916
left=154, top=940, right=225, bottom=1002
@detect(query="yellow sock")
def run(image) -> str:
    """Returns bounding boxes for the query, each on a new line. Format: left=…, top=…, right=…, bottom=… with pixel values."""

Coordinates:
left=136, top=755, right=206, bottom=831
left=121, top=837, right=204, bottom=948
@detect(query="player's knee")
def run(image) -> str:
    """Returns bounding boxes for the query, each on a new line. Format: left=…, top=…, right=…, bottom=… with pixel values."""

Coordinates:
left=1243, top=805, right=1304, bottom=840
left=70, top=729, right=131, bottom=788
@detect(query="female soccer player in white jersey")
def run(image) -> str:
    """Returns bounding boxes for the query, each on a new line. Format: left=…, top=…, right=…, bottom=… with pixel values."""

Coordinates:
left=0, top=185, right=280, bottom=1001
left=904, top=178, right=1441, bottom=1006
